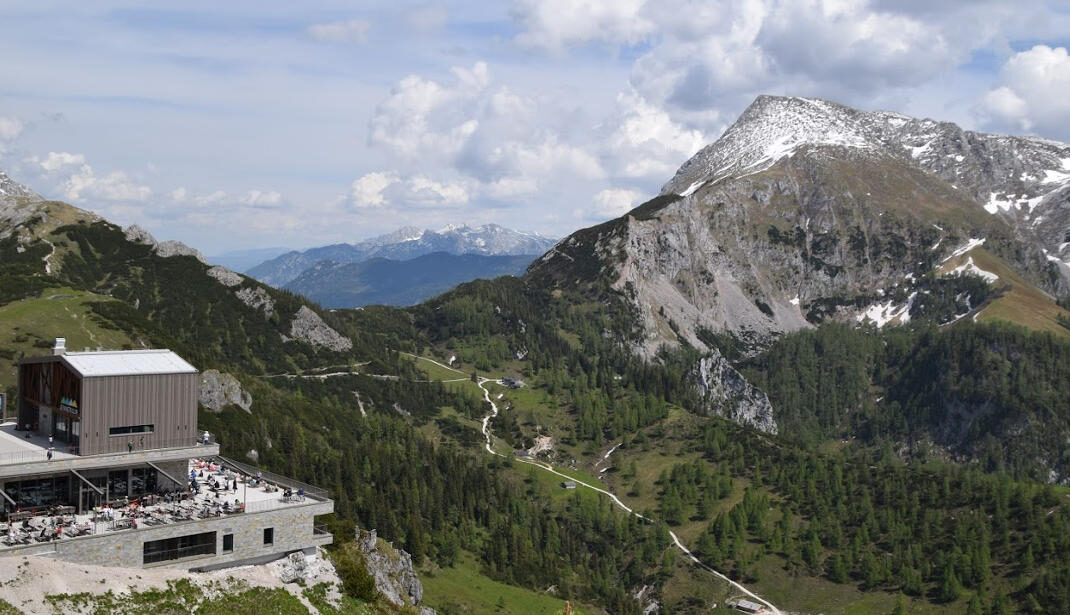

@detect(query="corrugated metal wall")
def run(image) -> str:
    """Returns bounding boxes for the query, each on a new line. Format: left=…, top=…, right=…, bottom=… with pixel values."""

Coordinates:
left=80, top=373, right=198, bottom=455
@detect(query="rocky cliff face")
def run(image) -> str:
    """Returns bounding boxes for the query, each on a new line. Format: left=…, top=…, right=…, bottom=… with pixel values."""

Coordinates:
left=691, top=351, right=776, bottom=434
left=199, top=369, right=253, bottom=413
left=288, top=306, right=353, bottom=351
left=355, top=528, right=435, bottom=614
left=533, top=95, right=1065, bottom=356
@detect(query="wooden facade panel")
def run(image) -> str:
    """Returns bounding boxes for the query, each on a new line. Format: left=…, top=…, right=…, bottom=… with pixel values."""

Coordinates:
left=80, top=373, right=197, bottom=456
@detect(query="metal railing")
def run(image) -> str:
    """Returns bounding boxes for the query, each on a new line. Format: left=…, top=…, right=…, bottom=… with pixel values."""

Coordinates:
left=243, top=495, right=317, bottom=513
left=0, top=436, right=217, bottom=466
left=209, top=455, right=329, bottom=500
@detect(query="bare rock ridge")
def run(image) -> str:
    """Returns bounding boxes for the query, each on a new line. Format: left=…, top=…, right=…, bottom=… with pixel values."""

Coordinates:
left=207, top=265, right=243, bottom=287
left=124, top=224, right=210, bottom=264
left=532, top=94, right=1070, bottom=357
left=288, top=305, right=353, bottom=352
left=663, top=95, right=1070, bottom=283
left=691, top=351, right=777, bottom=434
left=0, top=170, right=39, bottom=201
left=236, top=286, right=276, bottom=317
left=199, top=369, right=253, bottom=413
left=356, top=528, right=436, bottom=614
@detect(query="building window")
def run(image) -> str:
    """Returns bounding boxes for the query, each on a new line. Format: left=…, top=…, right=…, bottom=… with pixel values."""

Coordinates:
left=223, top=534, right=234, bottom=553
left=263, top=528, right=274, bottom=546
left=143, top=531, right=216, bottom=565
left=109, top=424, right=154, bottom=436
left=108, top=470, right=128, bottom=500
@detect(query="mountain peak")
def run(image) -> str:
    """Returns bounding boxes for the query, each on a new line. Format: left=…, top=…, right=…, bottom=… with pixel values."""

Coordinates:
left=661, top=94, right=1070, bottom=203
left=0, top=171, right=40, bottom=202
left=662, top=95, right=876, bottom=195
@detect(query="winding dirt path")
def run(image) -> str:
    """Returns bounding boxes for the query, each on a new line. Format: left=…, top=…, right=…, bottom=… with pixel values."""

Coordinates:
left=474, top=376, right=782, bottom=615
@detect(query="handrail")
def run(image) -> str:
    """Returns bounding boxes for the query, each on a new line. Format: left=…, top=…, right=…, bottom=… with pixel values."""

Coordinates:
left=209, top=455, right=329, bottom=500
left=0, top=437, right=217, bottom=467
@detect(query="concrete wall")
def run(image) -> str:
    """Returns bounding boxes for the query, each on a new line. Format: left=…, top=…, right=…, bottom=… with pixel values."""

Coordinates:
left=80, top=373, right=198, bottom=456
left=0, top=500, right=332, bottom=570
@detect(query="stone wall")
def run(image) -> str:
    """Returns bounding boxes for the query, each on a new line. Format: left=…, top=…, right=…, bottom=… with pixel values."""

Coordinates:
left=0, top=500, right=332, bottom=570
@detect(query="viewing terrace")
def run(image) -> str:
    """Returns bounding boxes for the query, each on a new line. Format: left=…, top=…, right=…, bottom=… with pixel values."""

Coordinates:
left=0, top=456, right=330, bottom=550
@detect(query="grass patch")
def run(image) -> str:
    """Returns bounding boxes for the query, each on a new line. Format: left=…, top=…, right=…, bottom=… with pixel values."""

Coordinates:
left=0, top=286, right=137, bottom=390
left=420, top=551, right=574, bottom=615
left=958, top=248, right=1070, bottom=339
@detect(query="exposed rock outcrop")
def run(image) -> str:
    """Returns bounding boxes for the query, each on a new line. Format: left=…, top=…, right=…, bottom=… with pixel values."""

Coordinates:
left=156, top=239, right=209, bottom=264
left=124, top=224, right=157, bottom=246
left=271, top=550, right=340, bottom=587
left=207, top=265, right=243, bottom=287
left=124, top=224, right=209, bottom=264
left=236, top=286, right=275, bottom=317
left=199, top=369, right=253, bottom=413
left=355, top=529, right=433, bottom=613
left=289, top=305, right=352, bottom=351
left=530, top=95, right=1067, bottom=355
left=691, top=351, right=777, bottom=435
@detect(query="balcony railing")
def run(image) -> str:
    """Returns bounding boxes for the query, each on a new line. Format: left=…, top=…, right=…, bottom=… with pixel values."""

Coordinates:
left=0, top=437, right=217, bottom=466
left=209, top=455, right=329, bottom=500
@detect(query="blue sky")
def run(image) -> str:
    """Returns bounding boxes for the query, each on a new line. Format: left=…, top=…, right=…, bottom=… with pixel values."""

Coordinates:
left=1, top=0, right=1069, bottom=254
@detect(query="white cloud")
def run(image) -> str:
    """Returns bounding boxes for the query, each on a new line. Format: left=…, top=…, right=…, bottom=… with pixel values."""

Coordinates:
left=195, top=190, right=229, bottom=206
left=406, top=175, right=469, bottom=206
left=307, top=19, right=371, bottom=43
left=606, top=91, right=709, bottom=178
left=240, top=189, right=283, bottom=207
left=0, top=117, right=22, bottom=142
left=757, top=0, right=956, bottom=89
left=39, top=151, right=86, bottom=172
left=483, top=176, right=537, bottom=199
left=350, top=171, right=399, bottom=208
left=489, top=138, right=605, bottom=180
left=593, top=188, right=644, bottom=217
left=0, top=116, right=22, bottom=156
left=368, top=62, right=488, bottom=159
left=982, top=45, right=1070, bottom=138
left=170, top=187, right=187, bottom=202
left=61, top=165, right=152, bottom=202
left=512, top=0, right=655, bottom=50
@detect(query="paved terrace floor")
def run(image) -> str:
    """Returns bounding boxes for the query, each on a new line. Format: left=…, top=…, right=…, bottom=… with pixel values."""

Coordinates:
left=0, top=458, right=322, bottom=549
left=0, top=422, right=76, bottom=463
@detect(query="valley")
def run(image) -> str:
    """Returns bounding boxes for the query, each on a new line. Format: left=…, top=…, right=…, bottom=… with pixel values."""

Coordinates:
left=2, top=94, right=1070, bottom=615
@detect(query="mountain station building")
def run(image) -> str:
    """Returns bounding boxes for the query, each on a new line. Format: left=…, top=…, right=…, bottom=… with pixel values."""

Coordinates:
left=0, top=339, right=332, bottom=570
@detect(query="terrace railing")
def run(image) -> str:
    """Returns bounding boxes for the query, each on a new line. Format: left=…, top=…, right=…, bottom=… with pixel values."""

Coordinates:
left=0, top=436, right=217, bottom=466
left=209, top=455, right=329, bottom=500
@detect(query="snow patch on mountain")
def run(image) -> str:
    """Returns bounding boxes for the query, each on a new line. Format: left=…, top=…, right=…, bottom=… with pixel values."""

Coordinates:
left=942, top=238, right=986, bottom=263
left=857, top=292, right=917, bottom=328
left=949, top=257, right=999, bottom=283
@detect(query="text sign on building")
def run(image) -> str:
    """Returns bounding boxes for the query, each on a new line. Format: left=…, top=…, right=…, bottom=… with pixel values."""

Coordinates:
left=59, top=396, right=79, bottom=417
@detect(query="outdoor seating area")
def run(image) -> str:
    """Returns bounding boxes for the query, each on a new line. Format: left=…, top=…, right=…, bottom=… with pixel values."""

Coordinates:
left=0, top=458, right=317, bottom=549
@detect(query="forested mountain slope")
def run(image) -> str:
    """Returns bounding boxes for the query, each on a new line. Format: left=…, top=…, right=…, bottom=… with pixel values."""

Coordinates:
left=4, top=92, right=1070, bottom=615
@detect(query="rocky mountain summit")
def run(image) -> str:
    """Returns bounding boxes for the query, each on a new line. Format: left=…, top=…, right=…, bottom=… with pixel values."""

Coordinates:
left=532, top=95, right=1070, bottom=355
left=249, top=223, right=556, bottom=287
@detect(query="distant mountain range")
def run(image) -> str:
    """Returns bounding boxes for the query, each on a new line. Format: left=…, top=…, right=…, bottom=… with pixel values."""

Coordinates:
left=208, top=247, right=292, bottom=273
left=247, top=224, right=556, bottom=288
left=284, top=252, right=537, bottom=308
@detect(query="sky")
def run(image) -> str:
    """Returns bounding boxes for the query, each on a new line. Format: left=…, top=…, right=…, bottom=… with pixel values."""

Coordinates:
left=1, top=0, right=1069, bottom=254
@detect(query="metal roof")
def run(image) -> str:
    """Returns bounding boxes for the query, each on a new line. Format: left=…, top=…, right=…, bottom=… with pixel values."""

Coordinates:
left=60, top=349, right=197, bottom=378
